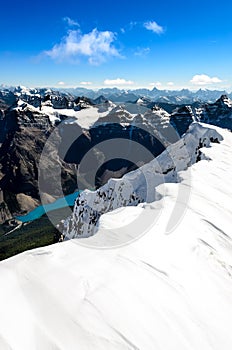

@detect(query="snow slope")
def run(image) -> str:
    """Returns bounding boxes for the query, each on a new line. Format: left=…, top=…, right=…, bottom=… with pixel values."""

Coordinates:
left=14, top=99, right=116, bottom=129
left=0, top=124, right=232, bottom=349
left=42, top=103, right=115, bottom=129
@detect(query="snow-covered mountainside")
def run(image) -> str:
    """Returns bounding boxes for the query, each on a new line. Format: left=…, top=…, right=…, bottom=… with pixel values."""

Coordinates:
left=196, top=94, right=232, bottom=129
left=62, top=100, right=116, bottom=129
left=1, top=85, right=232, bottom=133
left=170, top=95, right=232, bottom=135
left=93, top=104, right=178, bottom=146
left=63, top=123, right=223, bottom=240
left=0, top=124, right=232, bottom=349
left=11, top=96, right=116, bottom=129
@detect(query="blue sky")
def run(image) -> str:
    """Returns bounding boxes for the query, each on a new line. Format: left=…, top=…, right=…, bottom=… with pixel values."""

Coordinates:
left=1, top=0, right=232, bottom=90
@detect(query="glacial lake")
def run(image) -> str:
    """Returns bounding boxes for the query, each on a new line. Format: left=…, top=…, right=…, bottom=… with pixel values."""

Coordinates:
left=15, top=191, right=81, bottom=223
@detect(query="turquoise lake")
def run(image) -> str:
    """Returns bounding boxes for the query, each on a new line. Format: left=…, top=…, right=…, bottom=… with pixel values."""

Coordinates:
left=15, top=191, right=81, bottom=223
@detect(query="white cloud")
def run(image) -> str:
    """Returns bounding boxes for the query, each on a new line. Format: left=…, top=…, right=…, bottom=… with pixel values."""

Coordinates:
left=104, top=78, right=134, bottom=86
left=144, top=21, right=164, bottom=34
left=80, top=81, right=92, bottom=85
left=57, top=81, right=65, bottom=85
left=45, top=28, right=120, bottom=65
left=190, top=74, right=222, bottom=85
left=135, top=47, right=150, bottom=57
left=149, top=82, right=162, bottom=87
left=167, top=81, right=174, bottom=86
left=63, top=17, right=79, bottom=27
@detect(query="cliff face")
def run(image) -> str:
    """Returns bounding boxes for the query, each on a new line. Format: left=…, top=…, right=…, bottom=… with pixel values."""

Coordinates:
left=0, top=191, right=12, bottom=222
left=0, top=90, right=16, bottom=110
left=170, top=106, right=196, bottom=135
left=0, top=103, right=77, bottom=221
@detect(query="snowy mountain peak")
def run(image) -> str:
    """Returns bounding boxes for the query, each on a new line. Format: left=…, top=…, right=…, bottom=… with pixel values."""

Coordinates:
left=216, top=94, right=232, bottom=107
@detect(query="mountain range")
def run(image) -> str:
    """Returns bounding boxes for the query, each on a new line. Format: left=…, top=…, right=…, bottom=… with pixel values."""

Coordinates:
left=0, top=86, right=231, bottom=226
left=1, top=84, right=232, bottom=105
